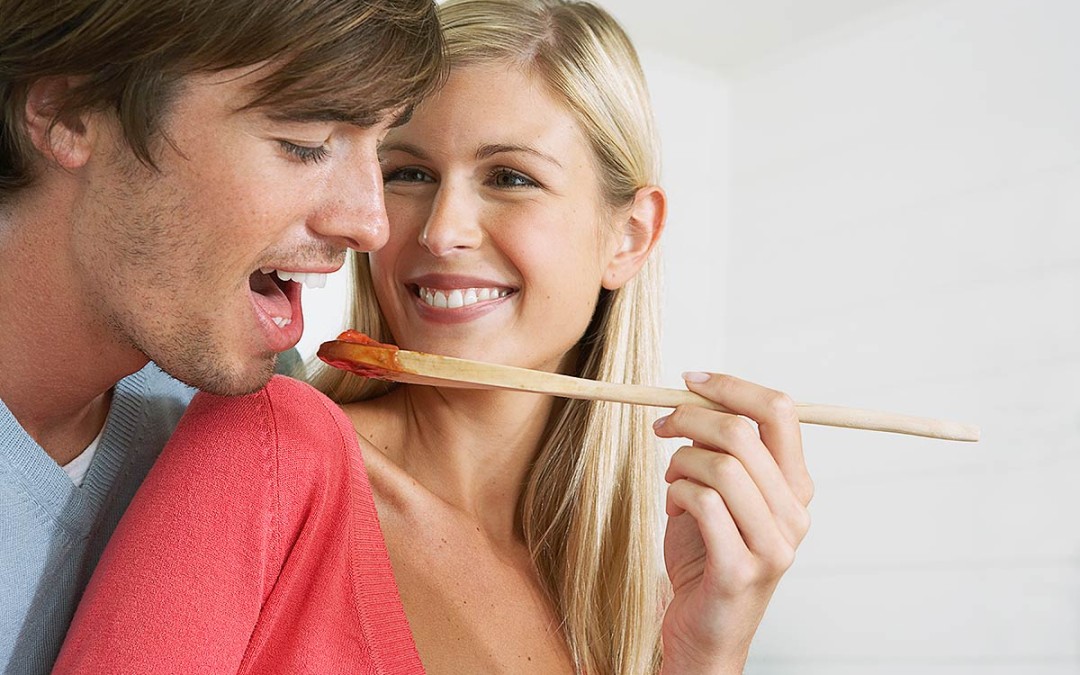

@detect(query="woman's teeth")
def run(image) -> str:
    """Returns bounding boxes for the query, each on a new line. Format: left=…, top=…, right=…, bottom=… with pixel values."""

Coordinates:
left=260, top=268, right=329, bottom=289
left=418, top=286, right=510, bottom=309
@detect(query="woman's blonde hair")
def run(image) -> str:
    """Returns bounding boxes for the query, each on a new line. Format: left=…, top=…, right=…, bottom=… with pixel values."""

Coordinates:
left=309, top=1, right=666, bottom=671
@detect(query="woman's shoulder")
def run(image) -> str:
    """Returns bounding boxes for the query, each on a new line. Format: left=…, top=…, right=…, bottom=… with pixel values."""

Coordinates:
left=183, top=374, right=347, bottom=437
left=264, top=375, right=361, bottom=469
left=159, top=376, right=369, bottom=552
left=261, top=374, right=353, bottom=436
left=171, top=375, right=361, bottom=486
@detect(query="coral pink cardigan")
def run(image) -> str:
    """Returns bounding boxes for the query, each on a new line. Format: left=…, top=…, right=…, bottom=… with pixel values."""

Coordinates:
left=54, top=376, right=423, bottom=674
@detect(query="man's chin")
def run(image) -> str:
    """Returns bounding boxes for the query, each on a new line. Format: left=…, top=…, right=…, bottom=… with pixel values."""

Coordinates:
left=168, top=353, right=277, bottom=397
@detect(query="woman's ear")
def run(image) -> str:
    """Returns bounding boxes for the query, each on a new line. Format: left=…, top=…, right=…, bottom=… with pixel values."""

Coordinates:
left=602, top=185, right=666, bottom=290
left=24, top=77, right=95, bottom=170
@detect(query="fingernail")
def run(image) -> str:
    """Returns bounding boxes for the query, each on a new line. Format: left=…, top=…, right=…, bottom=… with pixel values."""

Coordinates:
left=682, top=371, right=709, bottom=383
left=653, top=414, right=670, bottom=430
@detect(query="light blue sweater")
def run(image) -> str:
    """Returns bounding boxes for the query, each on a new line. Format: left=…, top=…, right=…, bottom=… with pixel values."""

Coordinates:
left=1, top=363, right=193, bottom=675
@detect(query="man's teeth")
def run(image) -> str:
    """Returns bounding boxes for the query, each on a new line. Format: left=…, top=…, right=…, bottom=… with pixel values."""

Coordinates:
left=418, top=286, right=510, bottom=309
left=260, top=268, right=329, bottom=289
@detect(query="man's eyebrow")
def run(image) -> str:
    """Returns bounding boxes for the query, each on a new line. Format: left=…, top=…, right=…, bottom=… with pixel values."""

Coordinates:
left=379, top=141, right=431, bottom=161
left=264, top=107, right=399, bottom=128
left=477, top=144, right=563, bottom=168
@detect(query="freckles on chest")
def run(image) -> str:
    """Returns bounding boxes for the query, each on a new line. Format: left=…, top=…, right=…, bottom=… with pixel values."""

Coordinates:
left=383, top=519, right=544, bottom=616
left=387, top=535, right=571, bottom=670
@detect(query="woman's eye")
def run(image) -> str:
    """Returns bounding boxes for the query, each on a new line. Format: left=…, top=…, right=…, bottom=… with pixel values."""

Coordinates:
left=279, top=141, right=330, bottom=165
left=383, top=167, right=432, bottom=183
left=489, top=168, right=537, bottom=188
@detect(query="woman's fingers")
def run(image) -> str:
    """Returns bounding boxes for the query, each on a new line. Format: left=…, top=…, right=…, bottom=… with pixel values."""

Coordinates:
left=666, top=445, right=798, bottom=568
left=677, top=372, right=814, bottom=507
left=658, top=406, right=810, bottom=547
left=666, top=478, right=744, bottom=558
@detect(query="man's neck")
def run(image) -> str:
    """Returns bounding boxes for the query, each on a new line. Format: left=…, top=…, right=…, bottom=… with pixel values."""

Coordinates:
left=0, top=196, right=148, bottom=464
left=22, top=389, right=116, bottom=467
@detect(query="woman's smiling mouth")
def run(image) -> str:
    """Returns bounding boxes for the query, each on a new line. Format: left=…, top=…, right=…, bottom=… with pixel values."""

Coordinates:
left=415, top=285, right=514, bottom=309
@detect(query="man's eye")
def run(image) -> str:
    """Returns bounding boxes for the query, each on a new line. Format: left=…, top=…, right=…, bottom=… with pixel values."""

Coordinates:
left=279, top=141, right=330, bottom=164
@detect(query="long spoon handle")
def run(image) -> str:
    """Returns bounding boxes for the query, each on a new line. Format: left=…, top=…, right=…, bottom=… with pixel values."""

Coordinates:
left=318, top=339, right=980, bottom=442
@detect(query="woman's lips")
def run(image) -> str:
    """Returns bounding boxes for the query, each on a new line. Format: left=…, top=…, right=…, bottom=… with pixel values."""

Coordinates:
left=414, top=285, right=513, bottom=309
left=406, top=284, right=515, bottom=324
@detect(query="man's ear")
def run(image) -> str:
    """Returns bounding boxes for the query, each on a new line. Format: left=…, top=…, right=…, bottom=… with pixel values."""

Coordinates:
left=24, top=77, right=95, bottom=170
left=602, top=185, right=666, bottom=290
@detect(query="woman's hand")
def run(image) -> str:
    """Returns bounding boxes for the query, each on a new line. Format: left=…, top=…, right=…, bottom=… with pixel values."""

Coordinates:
left=656, top=372, right=814, bottom=675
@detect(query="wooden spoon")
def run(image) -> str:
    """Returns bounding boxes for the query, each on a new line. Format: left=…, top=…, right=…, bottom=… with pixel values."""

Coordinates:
left=318, top=331, right=979, bottom=442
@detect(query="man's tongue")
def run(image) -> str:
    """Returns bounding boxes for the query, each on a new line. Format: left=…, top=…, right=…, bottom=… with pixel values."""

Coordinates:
left=249, top=270, right=293, bottom=324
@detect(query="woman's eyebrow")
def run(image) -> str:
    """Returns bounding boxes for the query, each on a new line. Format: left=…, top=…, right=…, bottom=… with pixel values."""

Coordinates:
left=476, top=144, right=563, bottom=168
left=379, top=141, right=432, bottom=160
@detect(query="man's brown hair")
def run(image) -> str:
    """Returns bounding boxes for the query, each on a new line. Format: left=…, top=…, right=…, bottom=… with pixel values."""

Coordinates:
left=0, top=0, right=445, bottom=200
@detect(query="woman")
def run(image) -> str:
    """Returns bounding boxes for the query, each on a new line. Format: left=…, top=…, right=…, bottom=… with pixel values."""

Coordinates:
left=55, top=0, right=812, bottom=673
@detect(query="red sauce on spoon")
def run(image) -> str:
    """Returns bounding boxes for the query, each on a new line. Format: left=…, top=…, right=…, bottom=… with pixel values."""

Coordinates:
left=317, top=330, right=402, bottom=379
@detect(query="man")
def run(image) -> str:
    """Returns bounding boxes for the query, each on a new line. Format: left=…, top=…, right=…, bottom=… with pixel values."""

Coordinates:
left=0, top=0, right=443, bottom=671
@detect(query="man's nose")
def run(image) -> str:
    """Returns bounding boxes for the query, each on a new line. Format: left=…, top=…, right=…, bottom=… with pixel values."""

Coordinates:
left=311, top=151, right=389, bottom=252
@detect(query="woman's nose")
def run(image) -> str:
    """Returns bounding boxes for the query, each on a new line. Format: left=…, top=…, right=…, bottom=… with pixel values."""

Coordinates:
left=418, top=184, right=483, bottom=256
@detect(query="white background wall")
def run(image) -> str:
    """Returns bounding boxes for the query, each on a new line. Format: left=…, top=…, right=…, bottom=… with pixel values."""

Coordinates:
left=723, top=0, right=1080, bottom=673
left=299, top=0, right=1079, bottom=672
